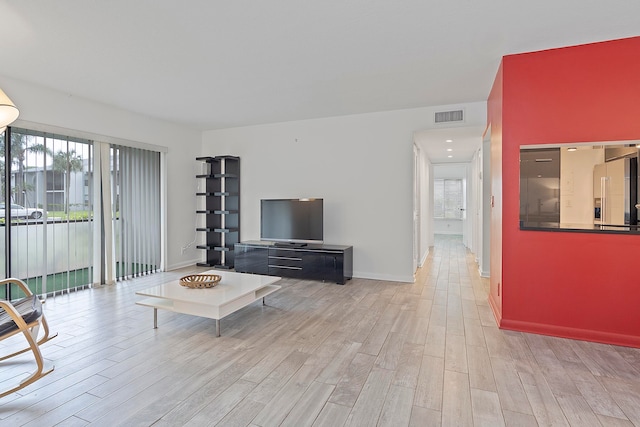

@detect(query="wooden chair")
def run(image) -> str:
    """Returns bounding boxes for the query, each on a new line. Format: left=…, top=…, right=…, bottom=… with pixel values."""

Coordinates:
left=0, top=278, right=56, bottom=398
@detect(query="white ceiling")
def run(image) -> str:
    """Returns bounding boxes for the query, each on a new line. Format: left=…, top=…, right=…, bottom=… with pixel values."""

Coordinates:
left=1, top=1, right=639, bottom=159
left=415, top=125, right=486, bottom=164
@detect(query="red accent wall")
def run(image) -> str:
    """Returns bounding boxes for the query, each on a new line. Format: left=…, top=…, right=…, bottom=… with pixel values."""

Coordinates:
left=489, top=36, right=640, bottom=347
left=487, top=61, right=503, bottom=322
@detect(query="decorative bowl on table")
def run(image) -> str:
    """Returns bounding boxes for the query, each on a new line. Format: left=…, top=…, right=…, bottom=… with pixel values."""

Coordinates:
left=179, top=274, right=222, bottom=289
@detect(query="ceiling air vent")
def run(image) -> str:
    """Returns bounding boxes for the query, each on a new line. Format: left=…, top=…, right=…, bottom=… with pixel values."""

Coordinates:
left=434, top=109, right=464, bottom=123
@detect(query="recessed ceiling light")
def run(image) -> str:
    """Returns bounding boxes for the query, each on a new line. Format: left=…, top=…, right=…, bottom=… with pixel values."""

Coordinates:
left=448, top=155, right=453, bottom=158
left=446, top=148, right=453, bottom=152
left=446, top=139, right=453, bottom=143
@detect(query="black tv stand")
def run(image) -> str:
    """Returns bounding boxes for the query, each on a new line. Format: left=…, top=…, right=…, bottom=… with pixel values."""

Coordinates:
left=274, top=242, right=308, bottom=248
left=234, top=241, right=353, bottom=285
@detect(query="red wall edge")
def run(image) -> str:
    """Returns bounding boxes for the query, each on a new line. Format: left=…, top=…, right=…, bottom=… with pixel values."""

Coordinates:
left=487, top=60, right=503, bottom=320
left=500, top=319, right=640, bottom=349
left=488, top=292, right=503, bottom=326
left=493, top=36, right=640, bottom=348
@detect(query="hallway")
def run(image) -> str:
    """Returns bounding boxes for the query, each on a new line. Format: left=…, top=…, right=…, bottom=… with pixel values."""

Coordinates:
left=421, top=235, right=640, bottom=426
left=1, top=235, right=639, bottom=425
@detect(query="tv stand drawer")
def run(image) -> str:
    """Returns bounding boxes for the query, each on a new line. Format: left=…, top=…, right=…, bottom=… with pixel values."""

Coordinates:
left=268, top=255, right=302, bottom=269
left=269, top=248, right=303, bottom=258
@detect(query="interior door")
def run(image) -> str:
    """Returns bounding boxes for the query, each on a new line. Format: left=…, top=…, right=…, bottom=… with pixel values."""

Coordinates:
left=461, top=174, right=468, bottom=247
left=413, top=144, right=420, bottom=273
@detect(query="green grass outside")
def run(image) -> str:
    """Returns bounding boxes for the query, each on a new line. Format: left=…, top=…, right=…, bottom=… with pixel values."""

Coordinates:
left=23, top=268, right=93, bottom=295
left=47, top=211, right=93, bottom=220
left=0, top=210, right=124, bottom=225
left=8, top=262, right=157, bottom=297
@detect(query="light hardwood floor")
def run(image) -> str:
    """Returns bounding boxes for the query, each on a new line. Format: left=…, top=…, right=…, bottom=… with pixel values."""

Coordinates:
left=1, top=235, right=640, bottom=426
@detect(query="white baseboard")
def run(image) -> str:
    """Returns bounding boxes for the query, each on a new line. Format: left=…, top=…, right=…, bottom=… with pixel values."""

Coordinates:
left=165, top=263, right=415, bottom=284
left=352, top=271, right=415, bottom=283
left=166, top=259, right=201, bottom=271
left=420, top=249, right=429, bottom=267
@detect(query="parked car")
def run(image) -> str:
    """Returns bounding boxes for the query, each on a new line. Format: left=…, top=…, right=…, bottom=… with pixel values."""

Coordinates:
left=0, top=204, right=45, bottom=219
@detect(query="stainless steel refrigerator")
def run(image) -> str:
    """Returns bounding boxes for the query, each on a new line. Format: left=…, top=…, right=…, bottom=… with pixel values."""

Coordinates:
left=593, top=148, right=638, bottom=226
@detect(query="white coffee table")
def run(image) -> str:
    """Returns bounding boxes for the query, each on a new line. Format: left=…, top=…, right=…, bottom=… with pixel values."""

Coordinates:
left=135, top=270, right=281, bottom=336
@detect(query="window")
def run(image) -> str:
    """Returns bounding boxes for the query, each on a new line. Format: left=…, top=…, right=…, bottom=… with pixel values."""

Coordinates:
left=3, top=127, right=94, bottom=296
left=434, top=178, right=463, bottom=219
left=1, top=127, right=163, bottom=298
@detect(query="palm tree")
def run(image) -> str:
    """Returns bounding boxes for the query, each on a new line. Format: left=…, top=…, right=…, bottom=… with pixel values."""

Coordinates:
left=52, top=149, right=84, bottom=215
left=0, top=130, right=51, bottom=205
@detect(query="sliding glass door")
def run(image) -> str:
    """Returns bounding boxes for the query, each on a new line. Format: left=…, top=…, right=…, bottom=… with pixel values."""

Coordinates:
left=111, top=144, right=161, bottom=279
left=2, top=127, right=162, bottom=298
left=4, top=127, right=93, bottom=296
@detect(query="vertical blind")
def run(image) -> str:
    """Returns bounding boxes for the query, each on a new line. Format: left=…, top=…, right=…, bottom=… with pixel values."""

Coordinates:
left=112, top=144, right=161, bottom=279
left=5, top=128, right=93, bottom=297
left=2, top=127, right=163, bottom=298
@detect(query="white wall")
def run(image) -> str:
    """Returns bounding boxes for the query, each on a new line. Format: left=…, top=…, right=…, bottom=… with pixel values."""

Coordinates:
left=434, top=218, right=463, bottom=234
left=480, top=136, right=491, bottom=277
left=202, top=102, right=486, bottom=282
left=418, top=149, right=433, bottom=266
left=1, top=74, right=486, bottom=281
left=433, top=163, right=469, bottom=179
left=0, top=75, right=202, bottom=271
left=469, top=148, right=482, bottom=257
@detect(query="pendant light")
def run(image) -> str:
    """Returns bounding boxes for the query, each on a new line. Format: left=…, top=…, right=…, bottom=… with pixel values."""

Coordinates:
left=0, top=87, right=19, bottom=128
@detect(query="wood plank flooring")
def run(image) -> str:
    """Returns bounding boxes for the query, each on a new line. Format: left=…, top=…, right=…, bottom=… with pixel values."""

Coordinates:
left=2, top=235, right=640, bottom=426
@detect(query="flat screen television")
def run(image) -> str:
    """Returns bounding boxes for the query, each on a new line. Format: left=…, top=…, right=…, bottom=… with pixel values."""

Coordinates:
left=260, top=198, right=323, bottom=245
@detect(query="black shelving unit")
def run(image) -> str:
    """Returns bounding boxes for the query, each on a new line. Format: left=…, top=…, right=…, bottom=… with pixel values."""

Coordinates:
left=195, top=156, right=240, bottom=269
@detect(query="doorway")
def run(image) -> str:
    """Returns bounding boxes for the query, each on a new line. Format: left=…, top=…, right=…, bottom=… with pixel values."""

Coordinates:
left=412, top=125, right=486, bottom=274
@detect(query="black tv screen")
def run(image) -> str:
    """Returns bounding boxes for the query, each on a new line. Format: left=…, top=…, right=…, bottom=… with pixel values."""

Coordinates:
left=260, top=198, right=323, bottom=244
